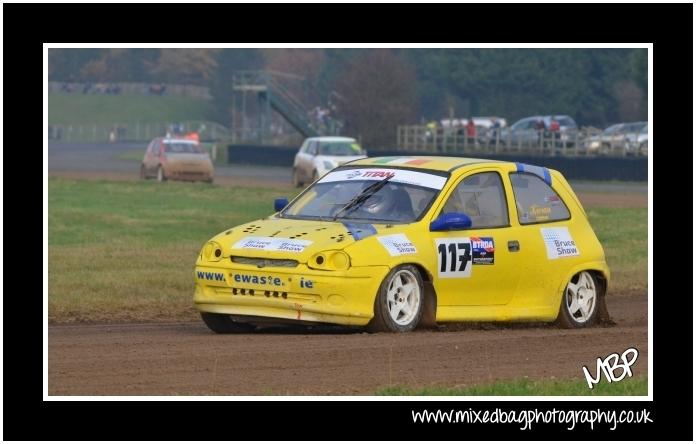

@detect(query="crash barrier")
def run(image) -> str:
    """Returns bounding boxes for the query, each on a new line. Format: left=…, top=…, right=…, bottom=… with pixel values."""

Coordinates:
left=397, top=125, right=647, bottom=158
left=226, top=144, right=647, bottom=181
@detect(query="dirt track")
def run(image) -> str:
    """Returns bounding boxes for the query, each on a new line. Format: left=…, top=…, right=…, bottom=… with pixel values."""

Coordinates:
left=48, top=290, right=647, bottom=395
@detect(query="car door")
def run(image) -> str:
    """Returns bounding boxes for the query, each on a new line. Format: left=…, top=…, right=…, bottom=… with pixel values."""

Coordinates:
left=294, top=140, right=309, bottom=174
left=519, top=118, right=539, bottom=145
left=507, top=170, right=575, bottom=303
left=304, top=141, right=318, bottom=180
left=144, top=139, right=160, bottom=174
left=430, top=168, right=523, bottom=306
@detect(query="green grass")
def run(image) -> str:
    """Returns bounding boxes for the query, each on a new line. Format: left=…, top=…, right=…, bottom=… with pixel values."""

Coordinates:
left=48, top=177, right=298, bottom=323
left=586, top=207, right=648, bottom=290
left=48, top=93, right=214, bottom=124
left=48, top=178, right=646, bottom=323
left=376, top=375, right=648, bottom=396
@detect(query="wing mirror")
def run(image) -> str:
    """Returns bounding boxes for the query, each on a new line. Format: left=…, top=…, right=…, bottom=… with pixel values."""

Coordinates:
left=274, top=198, right=289, bottom=212
left=430, top=212, right=472, bottom=231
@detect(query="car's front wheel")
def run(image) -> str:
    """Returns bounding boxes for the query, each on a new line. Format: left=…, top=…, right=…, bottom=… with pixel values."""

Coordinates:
left=556, top=271, right=601, bottom=328
left=201, top=312, right=255, bottom=334
left=368, top=265, right=424, bottom=332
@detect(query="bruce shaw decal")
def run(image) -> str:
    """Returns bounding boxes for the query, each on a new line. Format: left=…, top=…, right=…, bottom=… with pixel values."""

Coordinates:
left=436, top=237, right=496, bottom=278
left=232, top=236, right=313, bottom=253
left=377, top=234, right=417, bottom=256
left=541, top=227, right=580, bottom=259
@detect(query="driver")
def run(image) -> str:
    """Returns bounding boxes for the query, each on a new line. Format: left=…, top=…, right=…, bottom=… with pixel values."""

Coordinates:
left=358, top=184, right=413, bottom=221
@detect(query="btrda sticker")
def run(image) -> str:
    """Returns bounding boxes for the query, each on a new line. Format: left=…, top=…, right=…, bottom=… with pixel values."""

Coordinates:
left=541, top=227, right=579, bottom=259
left=471, top=236, right=495, bottom=265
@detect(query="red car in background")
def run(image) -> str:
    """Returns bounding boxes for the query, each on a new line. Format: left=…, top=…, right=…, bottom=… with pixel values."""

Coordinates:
left=140, top=137, right=214, bottom=183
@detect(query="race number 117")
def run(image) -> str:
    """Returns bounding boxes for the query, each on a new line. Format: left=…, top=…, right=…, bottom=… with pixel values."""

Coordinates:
left=436, top=239, right=472, bottom=278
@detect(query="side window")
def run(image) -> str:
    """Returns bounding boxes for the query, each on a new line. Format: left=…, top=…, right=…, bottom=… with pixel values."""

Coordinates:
left=441, top=172, right=509, bottom=229
left=510, top=173, right=570, bottom=224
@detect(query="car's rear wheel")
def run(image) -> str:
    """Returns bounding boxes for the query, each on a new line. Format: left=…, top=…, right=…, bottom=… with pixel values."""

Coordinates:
left=556, top=271, right=600, bottom=328
left=292, top=168, right=303, bottom=188
left=156, top=165, right=166, bottom=182
left=368, top=265, right=424, bottom=333
left=201, top=312, right=255, bottom=334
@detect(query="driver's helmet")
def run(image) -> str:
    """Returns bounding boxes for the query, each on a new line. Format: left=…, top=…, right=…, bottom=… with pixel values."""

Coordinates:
left=362, top=184, right=400, bottom=215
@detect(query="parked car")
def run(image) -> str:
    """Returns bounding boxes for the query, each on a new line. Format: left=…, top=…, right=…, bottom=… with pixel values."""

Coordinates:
left=499, top=115, right=578, bottom=147
left=624, top=123, right=648, bottom=156
left=585, top=121, right=647, bottom=155
left=194, top=156, right=609, bottom=333
left=440, top=116, right=507, bottom=130
left=140, top=137, right=214, bottom=183
left=292, top=136, right=367, bottom=187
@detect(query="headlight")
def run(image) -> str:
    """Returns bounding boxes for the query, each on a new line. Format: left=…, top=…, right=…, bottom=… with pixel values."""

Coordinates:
left=308, top=250, right=350, bottom=271
left=322, top=160, right=336, bottom=170
left=203, top=241, right=223, bottom=261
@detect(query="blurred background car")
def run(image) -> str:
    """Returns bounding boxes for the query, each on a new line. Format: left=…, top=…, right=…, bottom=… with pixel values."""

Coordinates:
left=624, top=123, right=648, bottom=156
left=499, top=115, right=577, bottom=147
left=292, top=136, right=367, bottom=187
left=140, top=137, right=214, bottom=182
left=585, top=121, right=647, bottom=155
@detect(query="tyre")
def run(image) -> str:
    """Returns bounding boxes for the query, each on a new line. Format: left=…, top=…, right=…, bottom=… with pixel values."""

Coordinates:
left=292, top=168, right=303, bottom=188
left=368, top=265, right=424, bottom=332
left=556, top=271, right=601, bottom=328
left=201, top=312, right=255, bottom=334
left=156, top=165, right=166, bottom=182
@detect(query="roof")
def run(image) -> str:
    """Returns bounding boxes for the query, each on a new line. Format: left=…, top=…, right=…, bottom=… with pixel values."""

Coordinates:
left=306, top=136, right=357, bottom=142
left=347, top=156, right=507, bottom=172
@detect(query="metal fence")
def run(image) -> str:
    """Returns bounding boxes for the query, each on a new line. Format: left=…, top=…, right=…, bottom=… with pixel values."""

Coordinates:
left=396, top=125, right=646, bottom=157
left=47, top=120, right=231, bottom=143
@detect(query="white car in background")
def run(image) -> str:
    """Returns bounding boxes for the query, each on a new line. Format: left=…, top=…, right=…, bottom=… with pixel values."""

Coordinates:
left=292, top=136, right=367, bottom=187
left=625, top=123, right=648, bottom=156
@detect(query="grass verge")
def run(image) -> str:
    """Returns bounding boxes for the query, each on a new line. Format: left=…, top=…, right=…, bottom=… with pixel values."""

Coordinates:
left=49, top=93, right=214, bottom=124
left=376, top=375, right=648, bottom=396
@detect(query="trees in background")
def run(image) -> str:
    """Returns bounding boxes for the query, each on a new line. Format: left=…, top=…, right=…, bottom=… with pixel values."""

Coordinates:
left=48, top=48, right=648, bottom=142
left=334, top=49, right=418, bottom=148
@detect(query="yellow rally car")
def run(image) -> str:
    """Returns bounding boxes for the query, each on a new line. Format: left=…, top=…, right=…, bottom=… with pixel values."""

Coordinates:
left=194, top=156, right=610, bottom=333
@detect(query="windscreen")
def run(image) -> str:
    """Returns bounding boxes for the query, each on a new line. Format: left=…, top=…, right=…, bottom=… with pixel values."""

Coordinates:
left=281, top=168, right=448, bottom=223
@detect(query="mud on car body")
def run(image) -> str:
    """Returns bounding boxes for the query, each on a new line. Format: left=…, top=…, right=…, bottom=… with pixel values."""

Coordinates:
left=194, top=156, right=610, bottom=333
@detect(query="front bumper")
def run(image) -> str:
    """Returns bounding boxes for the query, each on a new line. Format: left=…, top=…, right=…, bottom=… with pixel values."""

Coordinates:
left=194, top=263, right=389, bottom=326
